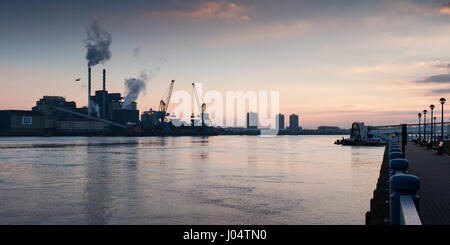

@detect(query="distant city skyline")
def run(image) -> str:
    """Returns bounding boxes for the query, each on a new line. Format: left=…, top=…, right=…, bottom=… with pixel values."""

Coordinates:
left=1, top=0, right=450, bottom=128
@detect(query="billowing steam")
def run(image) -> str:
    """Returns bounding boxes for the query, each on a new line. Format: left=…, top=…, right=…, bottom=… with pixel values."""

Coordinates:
left=122, top=70, right=149, bottom=109
left=85, top=21, right=112, bottom=67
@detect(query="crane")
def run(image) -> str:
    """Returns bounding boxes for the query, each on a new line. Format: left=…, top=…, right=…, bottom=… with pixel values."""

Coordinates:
left=159, top=80, right=175, bottom=124
left=192, top=83, right=207, bottom=128
left=157, top=80, right=175, bottom=133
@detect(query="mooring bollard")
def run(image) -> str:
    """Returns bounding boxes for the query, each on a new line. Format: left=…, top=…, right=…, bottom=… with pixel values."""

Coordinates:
left=389, top=148, right=402, bottom=153
left=389, top=159, right=409, bottom=176
left=390, top=174, right=420, bottom=225
left=389, top=152, right=404, bottom=160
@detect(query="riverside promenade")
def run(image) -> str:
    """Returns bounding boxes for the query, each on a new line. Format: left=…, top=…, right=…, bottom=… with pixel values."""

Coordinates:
left=366, top=142, right=450, bottom=225
left=406, top=143, right=450, bottom=225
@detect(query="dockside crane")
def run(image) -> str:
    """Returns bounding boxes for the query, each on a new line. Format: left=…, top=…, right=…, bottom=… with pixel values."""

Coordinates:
left=158, top=80, right=175, bottom=132
left=192, top=83, right=208, bottom=129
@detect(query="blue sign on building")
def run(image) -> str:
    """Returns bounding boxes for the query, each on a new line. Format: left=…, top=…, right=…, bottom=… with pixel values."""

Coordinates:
left=22, top=116, right=32, bottom=125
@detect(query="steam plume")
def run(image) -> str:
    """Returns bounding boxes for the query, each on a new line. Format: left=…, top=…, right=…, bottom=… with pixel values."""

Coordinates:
left=85, top=21, right=112, bottom=67
left=122, top=70, right=149, bottom=109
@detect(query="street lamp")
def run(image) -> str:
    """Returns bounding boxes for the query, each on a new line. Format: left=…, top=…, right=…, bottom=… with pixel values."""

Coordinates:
left=434, top=116, right=437, bottom=141
left=423, top=110, right=427, bottom=141
left=418, top=113, right=422, bottom=140
left=440, top=98, right=446, bottom=141
left=430, top=105, right=435, bottom=141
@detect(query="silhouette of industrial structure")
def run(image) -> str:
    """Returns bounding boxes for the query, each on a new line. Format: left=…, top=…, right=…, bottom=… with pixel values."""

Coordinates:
left=0, top=69, right=349, bottom=136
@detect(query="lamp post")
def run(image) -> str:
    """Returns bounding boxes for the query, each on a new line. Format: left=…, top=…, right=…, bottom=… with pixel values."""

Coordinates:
left=418, top=113, right=422, bottom=140
left=430, top=105, right=435, bottom=141
left=423, top=110, right=427, bottom=141
left=440, top=98, right=446, bottom=141
left=434, top=116, right=437, bottom=141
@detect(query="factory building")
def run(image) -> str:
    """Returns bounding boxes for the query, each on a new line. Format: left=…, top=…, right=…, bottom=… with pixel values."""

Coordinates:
left=91, top=90, right=122, bottom=120
left=89, top=69, right=139, bottom=126
left=113, top=108, right=139, bottom=125
left=33, top=96, right=79, bottom=119
left=141, top=109, right=160, bottom=128
left=0, top=110, right=46, bottom=136
left=91, top=90, right=139, bottom=126
left=57, top=120, right=108, bottom=134
left=0, top=68, right=139, bottom=136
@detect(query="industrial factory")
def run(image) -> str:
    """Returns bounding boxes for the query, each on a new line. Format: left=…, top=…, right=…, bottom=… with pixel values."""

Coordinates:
left=1, top=21, right=317, bottom=137
left=0, top=67, right=218, bottom=136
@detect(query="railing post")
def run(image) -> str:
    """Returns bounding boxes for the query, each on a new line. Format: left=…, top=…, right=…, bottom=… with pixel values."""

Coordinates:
left=402, top=124, right=407, bottom=157
left=389, top=151, right=404, bottom=160
left=390, top=174, right=420, bottom=225
left=389, top=159, right=409, bottom=176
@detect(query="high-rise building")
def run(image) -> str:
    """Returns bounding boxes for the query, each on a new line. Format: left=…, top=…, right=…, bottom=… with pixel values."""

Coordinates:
left=247, top=112, right=258, bottom=129
left=276, top=114, right=285, bottom=130
left=289, top=114, right=299, bottom=130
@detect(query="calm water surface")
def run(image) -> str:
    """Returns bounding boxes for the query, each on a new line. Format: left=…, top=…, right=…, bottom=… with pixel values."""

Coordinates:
left=0, top=135, right=383, bottom=224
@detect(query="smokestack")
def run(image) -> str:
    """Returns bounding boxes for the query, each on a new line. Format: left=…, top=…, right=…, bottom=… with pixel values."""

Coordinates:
left=103, top=69, right=106, bottom=119
left=88, top=67, right=91, bottom=116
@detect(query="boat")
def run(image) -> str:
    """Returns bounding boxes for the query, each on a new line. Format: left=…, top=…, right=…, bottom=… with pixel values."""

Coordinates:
left=335, top=122, right=386, bottom=146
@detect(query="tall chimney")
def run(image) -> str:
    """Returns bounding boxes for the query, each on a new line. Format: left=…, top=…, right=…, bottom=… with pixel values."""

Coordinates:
left=88, top=67, right=91, bottom=116
left=103, top=69, right=106, bottom=119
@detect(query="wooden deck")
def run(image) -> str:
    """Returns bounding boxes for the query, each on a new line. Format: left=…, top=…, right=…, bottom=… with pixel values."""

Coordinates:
left=406, top=143, right=450, bottom=225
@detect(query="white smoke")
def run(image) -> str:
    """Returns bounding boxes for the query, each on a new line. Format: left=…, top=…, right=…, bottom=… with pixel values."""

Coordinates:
left=122, top=70, right=150, bottom=109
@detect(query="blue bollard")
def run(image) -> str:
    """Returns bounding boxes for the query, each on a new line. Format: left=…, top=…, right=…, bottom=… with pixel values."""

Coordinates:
left=389, top=148, right=401, bottom=153
left=389, top=152, right=404, bottom=160
left=389, top=159, right=409, bottom=176
left=390, top=174, right=420, bottom=225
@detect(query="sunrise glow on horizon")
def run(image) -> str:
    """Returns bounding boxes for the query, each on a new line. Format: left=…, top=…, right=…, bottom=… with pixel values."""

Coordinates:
left=1, top=0, right=450, bottom=128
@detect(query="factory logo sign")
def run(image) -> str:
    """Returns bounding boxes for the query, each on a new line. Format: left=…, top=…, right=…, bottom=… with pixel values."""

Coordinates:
left=22, top=116, right=32, bottom=125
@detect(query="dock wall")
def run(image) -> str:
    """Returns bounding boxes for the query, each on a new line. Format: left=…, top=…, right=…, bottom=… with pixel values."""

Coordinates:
left=365, top=145, right=390, bottom=225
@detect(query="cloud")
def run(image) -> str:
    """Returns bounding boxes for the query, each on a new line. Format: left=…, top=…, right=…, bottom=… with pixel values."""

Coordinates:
left=427, top=88, right=450, bottom=95
left=431, top=60, right=450, bottom=69
left=440, top=1, right=450, bottom=15
left=415, top=73, right=450, bottom=83
left=343, top=62, right=426, bottom=74
left=208, top=20, right=308, bottom=46
left=145, top=1, right=251, bottom=21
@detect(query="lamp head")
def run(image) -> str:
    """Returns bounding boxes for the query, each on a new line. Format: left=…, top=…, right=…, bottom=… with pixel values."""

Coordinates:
left=430, top=104, right=435, bottom=110
left=440, top=98, right=446, bottom=105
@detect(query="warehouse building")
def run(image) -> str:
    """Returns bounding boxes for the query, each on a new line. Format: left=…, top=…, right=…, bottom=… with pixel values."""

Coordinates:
left=0, top=110, right=46, bottom=136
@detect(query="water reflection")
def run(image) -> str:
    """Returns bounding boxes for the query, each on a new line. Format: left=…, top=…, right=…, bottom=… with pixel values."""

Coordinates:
left=85, top=138, right=110, bottom=224
left=350, top=146, right=384, bottom=166
left=246, top=137, right=259, bottom=164
left=191, top=136, right=209, bottom=161
left=0, top=136, right=384, bottom=224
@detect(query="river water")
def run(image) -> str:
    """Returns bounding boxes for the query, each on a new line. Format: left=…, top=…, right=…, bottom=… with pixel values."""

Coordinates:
left=0, top=135, right=384, bottom=224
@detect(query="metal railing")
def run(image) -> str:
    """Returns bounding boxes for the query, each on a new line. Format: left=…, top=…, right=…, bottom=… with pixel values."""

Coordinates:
left=388, top=141, right=422, bottom=225
left=400, top=196, right=422, bottom=225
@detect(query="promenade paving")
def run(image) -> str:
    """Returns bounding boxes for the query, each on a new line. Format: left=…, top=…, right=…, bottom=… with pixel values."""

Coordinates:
left=406, top=143, right=450, bottom=225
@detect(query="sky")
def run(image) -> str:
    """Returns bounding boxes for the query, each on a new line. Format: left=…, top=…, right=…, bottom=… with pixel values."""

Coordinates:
left=1, top=0, right=450, bottom=128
